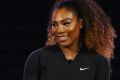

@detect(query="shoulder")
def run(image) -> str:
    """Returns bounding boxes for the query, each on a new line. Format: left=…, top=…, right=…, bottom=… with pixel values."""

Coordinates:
left=95, top=53, right=110, bottom=66
left=27, top=44, right=59, bottom=60
left=81, top=47, right=109, bottom=65
left=87, top=49, right=110, bottom=65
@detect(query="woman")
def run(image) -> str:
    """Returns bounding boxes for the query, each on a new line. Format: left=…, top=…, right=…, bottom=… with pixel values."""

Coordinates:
left=23, top=0, right=117, bottom=80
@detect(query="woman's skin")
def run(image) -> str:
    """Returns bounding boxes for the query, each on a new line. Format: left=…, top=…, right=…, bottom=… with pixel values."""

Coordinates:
left=51, top=8, right=83, bottom=60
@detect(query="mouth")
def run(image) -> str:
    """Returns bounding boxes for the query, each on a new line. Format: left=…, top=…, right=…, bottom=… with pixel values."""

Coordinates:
left=57, top=35, right=69, bottom=42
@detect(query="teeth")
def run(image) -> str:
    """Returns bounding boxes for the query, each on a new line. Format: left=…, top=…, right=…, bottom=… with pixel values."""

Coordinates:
left=58, top=36, right=68, bottom=41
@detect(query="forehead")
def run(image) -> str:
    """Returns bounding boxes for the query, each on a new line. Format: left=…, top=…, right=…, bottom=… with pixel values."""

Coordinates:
left=52, top=8, right=76, bottom=21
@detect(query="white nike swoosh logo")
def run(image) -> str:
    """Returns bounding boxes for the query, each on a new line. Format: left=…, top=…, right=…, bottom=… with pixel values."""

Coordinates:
left=80, top=67, right=89, bottom=70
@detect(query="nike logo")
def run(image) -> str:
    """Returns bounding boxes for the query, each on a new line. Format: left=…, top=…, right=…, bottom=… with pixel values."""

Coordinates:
left=80, top=67, right=89, bottom=70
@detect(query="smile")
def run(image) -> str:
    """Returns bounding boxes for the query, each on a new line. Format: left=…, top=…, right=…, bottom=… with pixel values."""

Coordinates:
left=57, top=36, right=68, bottom=41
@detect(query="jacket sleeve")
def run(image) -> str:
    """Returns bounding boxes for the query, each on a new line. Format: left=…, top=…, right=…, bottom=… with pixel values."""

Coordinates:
left=23, top=51, right=40, bottom=80
left=94, top=55, right=111, bottom=80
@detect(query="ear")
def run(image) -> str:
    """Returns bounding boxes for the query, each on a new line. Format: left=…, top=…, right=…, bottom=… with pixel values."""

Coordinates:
left=78, top=18, right=83, bottom=29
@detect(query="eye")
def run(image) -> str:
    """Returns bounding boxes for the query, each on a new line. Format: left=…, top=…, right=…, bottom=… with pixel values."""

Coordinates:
left=51, top=21, right=57, bottom=28
left=63, top=22, right=71, bottom=26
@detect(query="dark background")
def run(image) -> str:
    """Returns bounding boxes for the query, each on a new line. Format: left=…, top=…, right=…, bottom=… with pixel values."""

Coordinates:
left=0, top=0, right=120, bottom=80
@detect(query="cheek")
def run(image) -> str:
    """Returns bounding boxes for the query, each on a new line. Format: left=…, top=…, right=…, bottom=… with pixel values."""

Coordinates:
left=66, top=23, right=79, bottom=35
left=51, top=28, right=57, bottom=35
left=68, top=27, right=81, bottom=42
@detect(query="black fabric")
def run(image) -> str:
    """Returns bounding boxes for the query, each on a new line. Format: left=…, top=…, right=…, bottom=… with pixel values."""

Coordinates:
left=67, top=60, right=74, bottom=64
left=23, top=44, right=110, bottom=80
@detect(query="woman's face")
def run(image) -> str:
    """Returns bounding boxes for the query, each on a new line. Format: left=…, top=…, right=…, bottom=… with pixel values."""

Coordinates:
left=51, top=8, right=82, bottom=47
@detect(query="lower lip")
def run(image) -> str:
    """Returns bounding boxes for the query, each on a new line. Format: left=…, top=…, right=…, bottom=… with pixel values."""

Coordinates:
left=57, top=36, right=68, bottom=41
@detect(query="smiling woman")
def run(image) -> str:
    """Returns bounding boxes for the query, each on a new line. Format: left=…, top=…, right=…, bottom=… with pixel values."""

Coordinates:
left=50, top=7, right=83, bottom=60
left=51, top=8, right=82, bottom=47
left=23, top=0, right=117, bottom=80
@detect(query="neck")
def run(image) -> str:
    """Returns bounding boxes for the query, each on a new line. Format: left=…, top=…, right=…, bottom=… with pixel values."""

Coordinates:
left=60, top=42, right=81, bottom=55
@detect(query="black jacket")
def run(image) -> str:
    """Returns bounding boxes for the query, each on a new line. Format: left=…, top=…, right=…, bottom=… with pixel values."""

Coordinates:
left=23, top=44, right=110, bottom=80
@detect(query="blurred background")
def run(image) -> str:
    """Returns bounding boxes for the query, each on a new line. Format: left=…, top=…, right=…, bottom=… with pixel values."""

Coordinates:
left=0, top=0, right=119, bottom=80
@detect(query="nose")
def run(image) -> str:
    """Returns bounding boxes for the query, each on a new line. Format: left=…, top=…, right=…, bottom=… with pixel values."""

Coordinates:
left=57, top=24, right=65, bottom=33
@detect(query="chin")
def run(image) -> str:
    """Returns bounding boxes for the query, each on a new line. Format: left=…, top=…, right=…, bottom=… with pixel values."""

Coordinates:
left=58, top=41, right=71, bottom=47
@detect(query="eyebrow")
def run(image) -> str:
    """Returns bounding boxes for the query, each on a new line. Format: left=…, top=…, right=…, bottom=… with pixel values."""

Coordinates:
left=52, top=18, right=72, bottom=23
left=61, top=18, right=72, bottom=22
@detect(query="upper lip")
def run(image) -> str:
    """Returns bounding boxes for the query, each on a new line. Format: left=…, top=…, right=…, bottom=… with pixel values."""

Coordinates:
left=56, top=34, right=68, bottom=37
left=57, top=35, right=66, bottom=37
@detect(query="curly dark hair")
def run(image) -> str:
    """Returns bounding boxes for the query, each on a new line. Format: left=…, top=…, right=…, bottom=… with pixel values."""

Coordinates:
left=45, top=0, right=117, bottom=60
